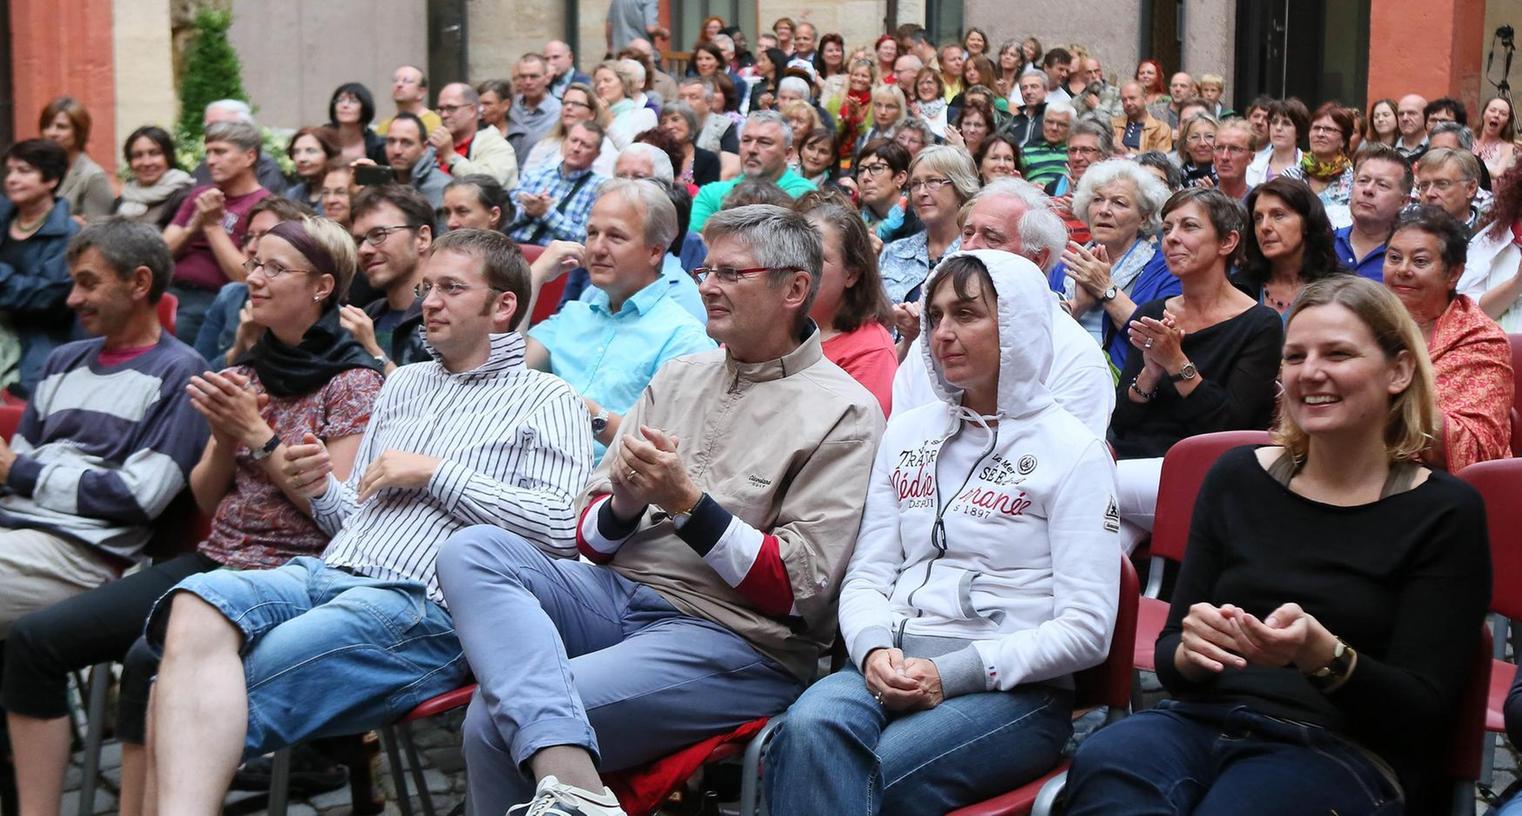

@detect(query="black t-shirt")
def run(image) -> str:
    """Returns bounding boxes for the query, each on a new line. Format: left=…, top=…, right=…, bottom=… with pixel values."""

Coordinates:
left=1157, top=446, right=1490, bottom=811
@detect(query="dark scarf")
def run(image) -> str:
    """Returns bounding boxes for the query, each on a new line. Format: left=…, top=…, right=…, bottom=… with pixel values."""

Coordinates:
left=238, top=304, right=381, bottom=398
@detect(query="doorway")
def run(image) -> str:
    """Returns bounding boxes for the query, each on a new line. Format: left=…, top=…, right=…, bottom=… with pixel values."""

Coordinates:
left=1234, top=0, right=1369, bottom=112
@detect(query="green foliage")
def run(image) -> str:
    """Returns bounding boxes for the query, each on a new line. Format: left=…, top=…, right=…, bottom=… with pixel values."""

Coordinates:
left=176, top=8, right=247, bottom=144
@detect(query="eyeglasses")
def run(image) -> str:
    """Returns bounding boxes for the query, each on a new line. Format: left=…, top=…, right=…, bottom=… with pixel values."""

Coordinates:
left=414, top=279, right=504, bottom=299
left=354, top=225, right=418, bottom=247
left=1309, top=124, right=1344, bottom=136
left=1213, top=144, right=1251, bottom=155
left=692, top=266, right=788, bottom=284
left=1068, top=146, right=1102, bottom=157
left=1414, top=179, right=1461, bottom=193
left=908, top=177, right=952, bottom=193
left=562, top=99, right=593, bottom=110
left=242, top=258, right=315, bottom=279
left=857, top=162, right=893, bottom=176
left=436, top=103, right=476, bottom=116
left=1185, top=132, right=1216, bottom=143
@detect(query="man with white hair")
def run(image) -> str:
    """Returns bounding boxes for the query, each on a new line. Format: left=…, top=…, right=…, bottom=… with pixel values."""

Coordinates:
left=525, top=180, right=712, bottom=458
left=1020, top=99, right=1074, bottom=186
left=191, top=100, right=286, bottom=194
left=544, top=39, right=592, bottom=99
left=892, top=179, right=1114, bottom=436
left=431, top=82, right=519, bottom=187
left=690, top=111, right=816, bottom=231
left=613, top=143, right=674, bottom=185
left=893, top=54, right=923, bottom=101
left=679, top=77, right=739, bottom=155
left=507, top=53, right=563, bottom=168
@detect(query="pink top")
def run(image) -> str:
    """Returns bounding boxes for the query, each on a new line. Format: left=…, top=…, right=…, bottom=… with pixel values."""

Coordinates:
left=1429, top=294, right=1514, bottom=471
left=822, top=322, right=897, bottom=417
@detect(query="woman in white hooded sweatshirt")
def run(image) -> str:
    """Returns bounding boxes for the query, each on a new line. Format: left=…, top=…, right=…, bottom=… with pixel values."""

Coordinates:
left=763, top=249, right=1122, bottom=815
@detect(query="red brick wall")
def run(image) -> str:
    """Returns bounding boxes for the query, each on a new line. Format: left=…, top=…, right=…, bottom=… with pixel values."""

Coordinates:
left=10, top=0, right=117, bottom=175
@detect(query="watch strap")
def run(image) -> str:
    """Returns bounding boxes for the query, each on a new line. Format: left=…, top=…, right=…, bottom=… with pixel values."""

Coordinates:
left=249, top=433, right=281, bottom=461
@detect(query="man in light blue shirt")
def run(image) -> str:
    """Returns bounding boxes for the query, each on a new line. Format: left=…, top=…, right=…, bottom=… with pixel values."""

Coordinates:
left=526, top=179, right=714, bottom=457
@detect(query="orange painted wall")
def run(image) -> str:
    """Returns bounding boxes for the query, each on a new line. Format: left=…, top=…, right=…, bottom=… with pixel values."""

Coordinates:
left=1369, top=0, right=1484, bottom=116
left=10, top=0, right=117, bottom=175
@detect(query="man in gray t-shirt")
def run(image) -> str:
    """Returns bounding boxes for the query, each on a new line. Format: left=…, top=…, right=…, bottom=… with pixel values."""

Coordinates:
left=605, top=0, right=657, bottom=54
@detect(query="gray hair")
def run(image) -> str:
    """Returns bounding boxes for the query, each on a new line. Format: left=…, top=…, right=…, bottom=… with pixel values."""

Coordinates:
left=1429, top=121, right=1476, bottom=151
left=777, top=76, right=812, bottom=100
left=597, top=178, right=679, bottom=252
left=910, top=145, right=982, bottom=203
left=1044, top=99, right=1076, bottom=119
left=701, top=204, right=823, bottom=331
left=711, top=33, right=735, bottom=51
left=1416, top=146, right=1481, bottom=183
left=617, top=58, right=647, bottom=90
left=203, top=120, right=262, bottom=153
left=744, top=109, right=794, bottom=149
left=678, top=76, right=716, bottom=101
left=65, top=218, right=174, bottom=302
left=969, top=178, right=1069, bottom=272
left=1070, top=118, right=1115, bottom=156
left=897, top=117, right=936, bottom=144
left=617, top=143, right=675, bottom=185
left=1072, top=158, right=1172, bottom=235
left=205, top=99, right=254, bottom=123
left=660, top=101, right=701, bottom=143
left=1019, top=67, right=1047, bottom=81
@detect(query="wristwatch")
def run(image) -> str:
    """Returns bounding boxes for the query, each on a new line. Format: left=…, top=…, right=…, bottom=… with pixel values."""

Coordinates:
left=1168, top=362, right=1198, bottom=382
left=249, top=433, right=281, bottom=462
left=1099, top=284, right=1119, bottom=303
left=670, top=493, right=705, bottom=530
left=1306, top=638, right=1357, bottom=690
left=590, top=409, right=610, bottom=435
left=373, top=352, right=390, bottom=368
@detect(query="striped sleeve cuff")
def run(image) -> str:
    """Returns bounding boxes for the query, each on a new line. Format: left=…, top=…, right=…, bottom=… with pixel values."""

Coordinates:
left=7, top=454, right=41, bottom=497
left=577, top=494, right=642, bottom=563
left=675, top=495, right=795, bottom=617
left=427, top=459, right=472, bottom=511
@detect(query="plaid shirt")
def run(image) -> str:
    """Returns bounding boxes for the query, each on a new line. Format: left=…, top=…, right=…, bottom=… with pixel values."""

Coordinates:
left=507, top=163, right=606, bottom=245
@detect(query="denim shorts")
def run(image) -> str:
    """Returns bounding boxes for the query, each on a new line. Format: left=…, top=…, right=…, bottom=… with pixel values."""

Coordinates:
left=146, top=556, right=469, bottom=756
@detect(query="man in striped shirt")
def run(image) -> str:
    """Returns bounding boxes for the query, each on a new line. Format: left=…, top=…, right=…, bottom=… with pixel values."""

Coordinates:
left=1020, top=100, right=1074, bottom=188
left=144, top=230, right=593, bottom=814
left=439, top=205, right=883, bottom=816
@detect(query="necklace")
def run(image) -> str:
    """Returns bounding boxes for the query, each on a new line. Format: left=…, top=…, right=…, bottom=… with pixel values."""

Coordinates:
left=12, top=209, right=48, bottom=234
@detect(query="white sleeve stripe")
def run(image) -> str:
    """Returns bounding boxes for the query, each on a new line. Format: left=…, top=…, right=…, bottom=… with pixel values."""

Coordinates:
left=702, top=516, right=764, bottom=587
left=579, top=495, right=625, bottom=555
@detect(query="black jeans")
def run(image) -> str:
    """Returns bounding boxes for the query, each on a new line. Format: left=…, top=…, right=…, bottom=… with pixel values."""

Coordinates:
left=1, top=553, right=218, bottom=743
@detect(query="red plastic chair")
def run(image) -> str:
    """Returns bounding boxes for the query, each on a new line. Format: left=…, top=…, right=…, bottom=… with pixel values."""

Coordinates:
left=0, top=403, right=24, bottom=441
left=516, top=242, right=567, bottom=327
left=1457, top=459, right=1522, bottom=787
left=157, top=292, right=179, bottom=337
left=944, top=556, right=1140, bottom=816
left=1507, top=334, right=1521, bottom=456
left=1134, top=431, right=1273, bottom=675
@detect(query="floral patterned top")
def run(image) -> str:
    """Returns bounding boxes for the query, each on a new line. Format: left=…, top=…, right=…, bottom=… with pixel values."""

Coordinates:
left=1428, top=294, right=1515, bottom=471
left=198, top=365, right=384, bottom=569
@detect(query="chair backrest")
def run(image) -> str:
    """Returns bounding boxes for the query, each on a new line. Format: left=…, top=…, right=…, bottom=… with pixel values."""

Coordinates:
left=0, top=404, right=24, bottom=441
left=516, top=242, right=566, bottom=326
left=1458, top=458, right=1522, bottom=621
left=1073, top=556, right=1140, bottom=713
left=1510, top=335, right=1522, bottom=456
left=1150, top=430, right=1274, bottom=563
left=157, top=292, right=179, bottom=337
left=1447, top=625, right=1493, bottom=782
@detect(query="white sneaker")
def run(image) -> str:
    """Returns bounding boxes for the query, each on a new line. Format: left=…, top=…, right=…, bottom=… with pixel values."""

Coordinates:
left=506, top=775, right=627, bottom=816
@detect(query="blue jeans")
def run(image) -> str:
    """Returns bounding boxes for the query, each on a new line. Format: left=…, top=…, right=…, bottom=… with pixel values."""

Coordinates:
left=191, top=282, right=249, bottom=367
left=168, top=283, right=218, bottom=346
left=145, top=556, right=469, bottom=757
left=1498, top=790, right=1522, bottom=815
left=1064, top=699, right=1404, bottom=815
left=763, top=667, right=1075, bottom=816
left=436, top=527, right=802, bottom=816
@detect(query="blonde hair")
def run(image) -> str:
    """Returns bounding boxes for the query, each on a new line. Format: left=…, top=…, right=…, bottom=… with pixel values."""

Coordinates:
left=303, top=216, right=361, bottom=306
left=1273, top=276, right=1438, bottom=463
left=594, top=61, right=637, bottom=100
left=778, top=99, right=821, bottom=133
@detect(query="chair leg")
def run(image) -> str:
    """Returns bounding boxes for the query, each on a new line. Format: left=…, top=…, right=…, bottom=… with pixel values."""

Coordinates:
left=381, top=726, right=417, bottom=816
left=399, top=722, right=436, bottom=816
left=268, top=747, right=292, bottom=816
left=1452, top=778, right=1477, bottom=816
left=76, top=663, right=111, bottom=816
left=1031, top=770, right=1069, bottom=816
left=739, top=716, right=786, bottom=816
left=1483, top=615, right=1511, bottom=788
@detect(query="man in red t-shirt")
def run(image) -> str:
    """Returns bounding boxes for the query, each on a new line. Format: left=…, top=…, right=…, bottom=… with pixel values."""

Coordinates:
left=164, top=120, right=270, bottom=342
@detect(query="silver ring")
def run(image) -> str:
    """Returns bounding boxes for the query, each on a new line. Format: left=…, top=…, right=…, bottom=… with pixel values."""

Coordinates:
left=626, top=468, right=638, bottom=481
left=874, top=691, right=884, bottom=705
left=1144, top=339, right=1154, bottom=349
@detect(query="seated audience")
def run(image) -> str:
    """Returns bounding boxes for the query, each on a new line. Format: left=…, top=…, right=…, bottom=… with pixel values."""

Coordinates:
left=192, top=195, right=312, bottom=368
left=318, top=160, right=355, bottom=229
left=114, top=126, right=194, bottom=228
left=432, top=82, right=520, bottom=188
left=1111, top=81, right=1173, bottom=155
left=1334, top=143, right=1411, bottom=281
left=1296, top=101, right=1357, bottom=217
left=795, top=191, right=897, bottom=414
left=475, top=79, right=512, bottom=138
left=0, top=139, right=80, bottom=397
left=765, top=250, right=1119, bottom=814
left=284, top=127, right=339, bottom=212
left=893, top=179, right=1114, bottom=437
left=144, top=230, right=592, bottom=814
left=1211, top=117, right=1255, bottom=201
left=907, top=67, right=947, bottom=138
left=1175, top=114, right=1219, bottom=189
left=507, top=121, right=609, bottom=245
left=856, top=140, right=919, bottom=246
left=1415, top=147, right=1485, bottom=235
left=797, top=128, right=843, bottom=191
left=5, top=215, right=378, bottom=816
left=505, top=55, right=563, bottom=169
left=339, top=185, right=438, bottom=373
left=893, top=118, right=936, bottom=161
left=163, top=120, right=272, bottom=344
left=879, top=146, right=977, bottom=305
left=1018, top=99, right=1073, bottom=187
left=691, top=111, right=817, bottom=231
left=368, top=112, right=452, bottom=216
left=1045, top=119, right=1115, bottom=243
left=192, top=100, right=288, bottom=194
left=326, top=83, right=388, bottom=165
left=442, top=174, right=509, bottom=233
left=1053, top=158, right=1174, bottom=370
left=659, top=101, right=724, bottom=188
left=1236, top=177, right=1347, bottom=320
left=1109, top=189, right=1283, bottom=551
left=436, top=205, right=882, bottom=815
left=1136, top=150, right=1183, bottom=191
left=1462, top=163, right=1522, bottom=329
left=1382, top=206, right=1514, bottom=471
left=594, top=61, right=658, bottom=151
left=38, top=97, right=114, bottom=221
left=855, top=84, right=911, bottom=155
left=974, top=132, right=1022, bottom=185
left=375, top=64, right=443, bottom=138
left=1246, top=97, right=1308, bottom=185
left=526, top=179, right=713, bottom=456
left=680, top=78, right=740, bottom=157
left=521, top=83, right=619, bottom=179
left=1066, top=275, right=1491, bottom=816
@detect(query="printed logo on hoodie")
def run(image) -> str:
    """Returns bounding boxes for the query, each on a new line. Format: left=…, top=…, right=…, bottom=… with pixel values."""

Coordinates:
left=892, top=444, right=1037, bottom=519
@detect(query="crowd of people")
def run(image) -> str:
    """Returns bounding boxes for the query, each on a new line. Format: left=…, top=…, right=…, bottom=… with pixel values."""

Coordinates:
left=0, top=13, right=1518, bottom=816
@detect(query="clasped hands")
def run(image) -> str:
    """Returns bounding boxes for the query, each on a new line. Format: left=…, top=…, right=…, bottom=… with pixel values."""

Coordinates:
left=608, top=425, right=699, bottom=521
left=1176, top=601, right=1334, bottom=679
left=865, top=647, right=944, bottom=711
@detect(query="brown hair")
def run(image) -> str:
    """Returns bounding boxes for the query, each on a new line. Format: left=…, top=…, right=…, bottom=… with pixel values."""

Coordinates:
left=38, top=97, right=92, bottom=151
left=795, top=190, right=893, bottom=332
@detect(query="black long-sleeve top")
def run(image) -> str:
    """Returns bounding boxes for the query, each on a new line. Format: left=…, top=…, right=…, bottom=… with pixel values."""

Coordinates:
left=1108, top=298, right=1283, bottom=460
left=1156, top=447, right=1491, bottom=811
